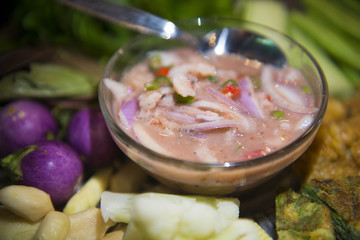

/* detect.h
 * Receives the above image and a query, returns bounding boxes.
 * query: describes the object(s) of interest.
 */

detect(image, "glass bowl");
[99,18,328,195]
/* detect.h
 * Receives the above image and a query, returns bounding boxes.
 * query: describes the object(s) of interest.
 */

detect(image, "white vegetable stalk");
[100,191,240,240]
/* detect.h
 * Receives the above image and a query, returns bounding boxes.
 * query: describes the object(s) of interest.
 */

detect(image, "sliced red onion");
[261,66,319,114]
[104,78,127,102]
[165,111,197,123]
[132,123,171,156]
[195,112,223,122]
[194,145,218,163]
[207,87,248,114]
[119,97,138,129]
[185,131,207,139]
[191,100,248,123]
[295,115,315,131]
[183,119,251,132]
[239,77,265,119]
[275,84,307,106]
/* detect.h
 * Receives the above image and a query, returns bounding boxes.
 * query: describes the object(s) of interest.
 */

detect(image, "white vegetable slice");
[100,192,240,240]
[100,191,135,223]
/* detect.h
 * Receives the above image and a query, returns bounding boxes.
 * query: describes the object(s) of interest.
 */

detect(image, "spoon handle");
[56,0,193,43]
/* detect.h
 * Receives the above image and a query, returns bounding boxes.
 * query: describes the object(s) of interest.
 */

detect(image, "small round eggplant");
[16,140,83,206]
[0,100,58,157]
[67,108,120,168]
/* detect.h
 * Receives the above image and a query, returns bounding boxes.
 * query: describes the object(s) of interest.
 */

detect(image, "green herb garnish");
[148,54,162,71]
[221,79,238,87]
[174,93,194,104]
[144,75,172,91]
[207,75,218,83]
[271,110,285,119]
[302,85,311,94]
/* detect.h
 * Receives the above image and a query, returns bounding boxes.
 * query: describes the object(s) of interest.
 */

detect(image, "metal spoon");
[56,0,286,67]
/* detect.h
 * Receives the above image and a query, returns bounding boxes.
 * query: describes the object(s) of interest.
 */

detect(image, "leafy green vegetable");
[0,63,97,101]
[236,0,288,33]
[288,26,354,99]
[2,0,236,58]
[302,0,360,41]
[289,11,360,71]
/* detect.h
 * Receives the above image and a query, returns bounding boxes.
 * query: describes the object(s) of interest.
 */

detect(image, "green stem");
[1,145,37,181]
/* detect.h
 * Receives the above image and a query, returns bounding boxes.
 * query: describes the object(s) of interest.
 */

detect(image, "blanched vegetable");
[1,140,83,206]
[0,185,54,222]
[33,211,70,240]
[101,229,125,240]
[66,207,114,240]
[63,167,112,214]
[101,191,245,240]
[109,161,148,193]
[0,206,41,240]
[100,191,273,240]
[0,99,57,157]
[67,108,120,168]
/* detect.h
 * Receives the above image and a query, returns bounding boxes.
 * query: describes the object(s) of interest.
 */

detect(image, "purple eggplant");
[0,99,58,157]
[67,108,120,168]
[1,140,83,206]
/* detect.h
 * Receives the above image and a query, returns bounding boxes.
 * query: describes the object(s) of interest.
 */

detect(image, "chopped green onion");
[221,79,238,87]
[155,75,172,87]
[251,77,261,89]
[271,110,285,119]
[302,85,311,94]
[144,81,159,91]
[144,75,172,91]
[207,75,218,83]
[174,93,194,104]
[148,54,162,71]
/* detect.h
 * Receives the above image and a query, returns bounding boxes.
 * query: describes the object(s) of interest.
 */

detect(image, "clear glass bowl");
[99,18,328,195]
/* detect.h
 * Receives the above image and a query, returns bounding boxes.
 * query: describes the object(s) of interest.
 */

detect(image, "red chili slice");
[221,84,241,99]
[154,67,170,76]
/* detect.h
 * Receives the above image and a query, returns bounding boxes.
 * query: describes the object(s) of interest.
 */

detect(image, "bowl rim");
[98,17,328,171]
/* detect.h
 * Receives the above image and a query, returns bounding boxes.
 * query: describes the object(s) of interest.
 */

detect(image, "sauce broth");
[108,48,318,164]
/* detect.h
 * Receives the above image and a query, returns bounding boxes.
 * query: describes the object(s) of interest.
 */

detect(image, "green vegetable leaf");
[290,11,360,71]
[207,75,218,83]
[144,75,172,91]
[271,110,285,119]
[174,93,194,104]
[0,63,98,101]
[148,54,162,72]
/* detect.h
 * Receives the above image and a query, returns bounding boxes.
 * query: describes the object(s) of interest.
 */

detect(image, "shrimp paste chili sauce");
[106,48,318,164]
